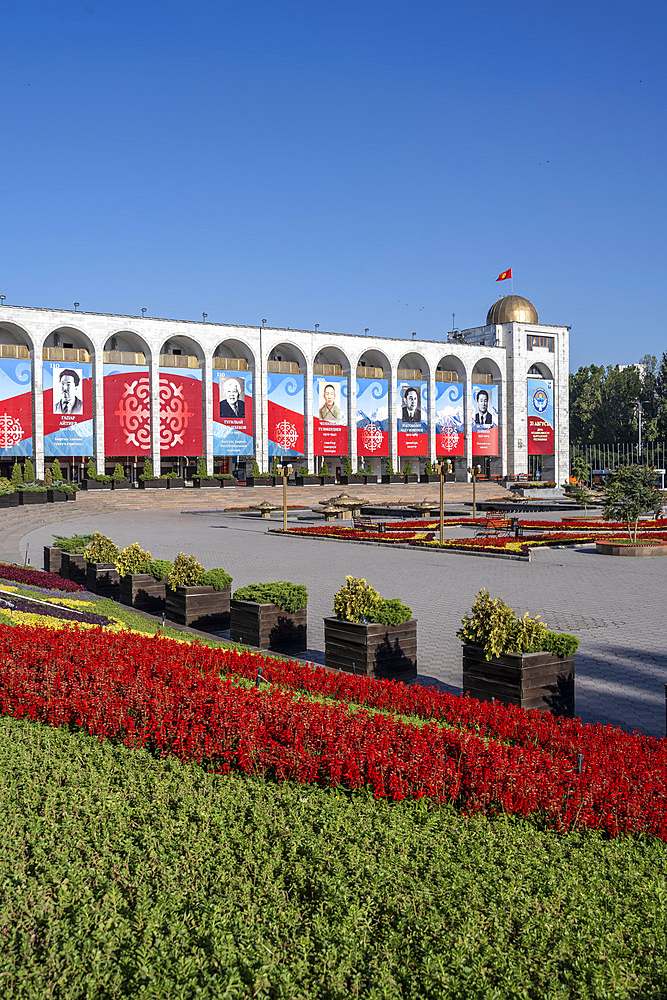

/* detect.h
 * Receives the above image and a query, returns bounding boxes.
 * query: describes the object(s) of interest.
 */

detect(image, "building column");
[428,371,436,467]
[93,345,105,475]
[32,338,44,479]
[202,353,214,475]
[348,370,357,471]
[150,353,161,475]
[304,358,313,474]
[389,361,398,471]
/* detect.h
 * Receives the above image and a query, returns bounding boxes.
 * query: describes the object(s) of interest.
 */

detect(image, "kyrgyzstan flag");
[496,268,512,281]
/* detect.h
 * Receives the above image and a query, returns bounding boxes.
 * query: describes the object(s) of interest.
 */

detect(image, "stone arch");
[397,350,430,381]
[0,320,32,352]
[313,344,351,375]
[213,337,256,370]
[435,353,466,382]
[267,340,307,372]
[353,347,391,376]
[159,333,204,364]
[471,357,503,383]
[527,361,553,379]
[104,329,152,364]
[43,324,95,358]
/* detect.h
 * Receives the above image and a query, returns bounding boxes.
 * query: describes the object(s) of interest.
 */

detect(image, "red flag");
[496,268,512,281]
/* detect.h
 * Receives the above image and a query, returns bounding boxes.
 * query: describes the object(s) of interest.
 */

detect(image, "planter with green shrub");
[45,534,93,576]
[381,460,402,485]
[117,545,172,613]
[324,576,417,682]
[458,589,578,717]
[191,457,218,488]
[80,458,113,490]
[110,463,132,490]
[164,553,232,630]
[83,533,121,599]
[0,477,18,508]
[318,461,335,485]
[230,582,308,653]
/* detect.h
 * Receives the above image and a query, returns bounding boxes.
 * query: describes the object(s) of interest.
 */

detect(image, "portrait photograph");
[53,367,84,415]
[473,387,495,427]
[401,385,422,424]
[318,381,344,423]
[219,376,246,419]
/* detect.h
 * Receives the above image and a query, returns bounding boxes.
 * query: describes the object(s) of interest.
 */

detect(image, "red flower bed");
[272,526,433,542]
[0,564,85,593]
[1,625,665,838]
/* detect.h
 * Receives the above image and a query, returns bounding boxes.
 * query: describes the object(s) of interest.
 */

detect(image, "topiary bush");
[233,582,307,612]
[194,457,208,479]
[83,532,119,565]
[343,457,353,476]
[385,459,394,475]
[116,543,153,578]
[320,461,329,476]
[403,460,412,476]
[112,463,126,482]
[11,462,23,487]
[168,553,205,590]
[144,559,173,581]
[50,458,63,483]
[250,459,261,478]
[139,459,154,481]
[200,568,233,591]
[23,459,35,483]
[457,589,580,661]
[367,597,413,626]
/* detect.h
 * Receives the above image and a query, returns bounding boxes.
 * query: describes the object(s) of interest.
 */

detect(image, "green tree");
[319,461,329,476]
[195,456,207,479]
[11,462,23,487]
[250,459,260,478]
[385,459,394,475]
[570,455,591,485]
[86,457,97,480]
[343,456,353,476]
[112,463,125,482]
[602,464,662,542]
[271,456,281,476]
[140,458,154,481]
[23,459,35,482]
[51,458,63,482]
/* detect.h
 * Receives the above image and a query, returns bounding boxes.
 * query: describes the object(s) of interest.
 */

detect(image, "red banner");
[398,430,428,456]
[268,401,305,455]
[104,366,152,454]
[313,418,347,455]
[357,426,388,457]
[527,417,554,455]
[159,369,202,455]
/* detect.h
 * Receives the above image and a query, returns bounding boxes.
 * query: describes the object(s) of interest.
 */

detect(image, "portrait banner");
[356,377,388,457]
[313,375,348,455]
[43,360,93,457]
[213,369,254,456]
[397,379,428,456]
[434,381,464,456]
[0,358,32,457]
[471,383,499,456]
[527,378,554,455]
[267,372,304,457]
[159,367,203,456]
[104,363,152,454]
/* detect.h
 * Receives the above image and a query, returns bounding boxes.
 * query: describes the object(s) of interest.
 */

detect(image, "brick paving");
[5,485,666,738]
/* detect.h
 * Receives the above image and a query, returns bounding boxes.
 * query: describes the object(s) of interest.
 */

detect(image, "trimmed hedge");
[233,582,308,612]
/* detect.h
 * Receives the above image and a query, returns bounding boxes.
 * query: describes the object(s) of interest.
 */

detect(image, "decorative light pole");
[467,464,482,519]
[435,459,453,543]
[281,463,293,531]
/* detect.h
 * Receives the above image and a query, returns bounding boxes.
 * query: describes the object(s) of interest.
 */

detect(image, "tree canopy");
[569,353,667,444]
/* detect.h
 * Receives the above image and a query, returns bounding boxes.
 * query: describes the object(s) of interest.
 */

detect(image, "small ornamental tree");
[140,458,154,481]
[11,462,23,487]
[23,459,35,483]
[112,463,126,482]
[571,455,591,486]
[271,456,281,476]
[602,464,663,542]
[51,458,63,482]
[385,459,394,476]
[84,532,120,565]
[86,457,97,480]
[425,460,434,475]
[343,456,353,476]
[403,460,412,476]
[44,467,53,487]
[319,460,329,476]
[116,543,153,577]
[195,456,208,479]
[250,459,261,478]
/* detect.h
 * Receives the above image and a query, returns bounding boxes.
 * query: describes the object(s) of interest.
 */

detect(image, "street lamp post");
[435,459,453,543]
[282,463,293,531]
[467,464,481,519]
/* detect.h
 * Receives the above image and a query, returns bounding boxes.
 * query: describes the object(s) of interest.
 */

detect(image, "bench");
[474,516,513,537]
[353,516,386,533]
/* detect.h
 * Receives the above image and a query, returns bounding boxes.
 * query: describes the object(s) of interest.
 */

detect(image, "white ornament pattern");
[0,413,25,450]
[438,419,459,453]
[275,419,298,451]
[362,421,383,453]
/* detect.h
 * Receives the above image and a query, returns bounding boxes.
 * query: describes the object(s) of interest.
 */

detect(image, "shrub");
[425,460,433,474]
[367,598,413,626]
[52,534,94,554]
[50,458,63,482]
[144,559,173,581]
[86,458,97,480]
[0,477,14,494]
[250,459,261,478]
[112,463,126,482]
[298,466,309,476]
[11,462,23,487]
[116,543,153,578]
[602,464,663,542]
[403,460,412,476]
[44,467,53,487]
[23,459,35,483]
[343,457,353,476]
[168,553,205,590]
[233,582,307,612]
[83,533,119,565]
[385,459,394,475]
[213,473,234,480]
[457,589,580,660]
[139,459,154,481]
[200,568,233,592]
[320,461,329,476]
[159,472,179,479]
[195,457,208,479]
[271,457,281,476]
[333,576,382,622]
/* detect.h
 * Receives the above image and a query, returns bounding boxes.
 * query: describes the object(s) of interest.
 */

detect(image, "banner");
[213,369,254,456]
[397,379,428,456]
[159,367,203,455]
[434,381,464,456]
[527,378,554,455]
[471,383,499,456]
[313,375,348,455]
[0,358,32,457]
[104,363,152,454]
[356,377,388,457]
[267,372,304,457]
[43,360,93,457]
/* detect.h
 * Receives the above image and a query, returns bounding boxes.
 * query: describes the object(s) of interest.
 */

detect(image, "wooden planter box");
[402,474,419,483]
[138,479,168,489]
[462,644,575,718]
[0,493,20,507]
[119,573,166,613]
[165,478,185,488]
[595,540,667,557]
[19,491,48,504]
[46,489,68,503]
[230,600,307,654]
[64,491,77,500]
[339,476,369,486]
[111,480,132,490]
[324,617,417,682]
[295,476,320,486]
[217,478,237,487]
[80,479,112,490]
[43,546,62,574]
[246,477,273,487]
[319,476,335,485]
[381,475,403,485]
[165,585,231,631]
[86,561,120,600]
[193,478,219,488]
[60,552,87,585]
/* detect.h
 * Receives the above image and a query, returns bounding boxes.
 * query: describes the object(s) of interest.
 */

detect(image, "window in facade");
[527,335,554,352]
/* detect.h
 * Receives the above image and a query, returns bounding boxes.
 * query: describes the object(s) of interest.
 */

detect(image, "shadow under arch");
[104,329,152,365]
[527,360,554,380]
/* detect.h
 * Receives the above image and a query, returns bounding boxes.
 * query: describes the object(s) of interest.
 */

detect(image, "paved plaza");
[4,485,666,738]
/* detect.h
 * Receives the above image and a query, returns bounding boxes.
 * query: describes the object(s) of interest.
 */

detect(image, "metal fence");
[570,442,667,471]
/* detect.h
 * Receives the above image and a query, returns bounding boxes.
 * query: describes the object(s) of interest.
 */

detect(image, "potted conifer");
[246,459,273,488]
[81,457,113,490]
[381,459,402,485]
[402,460,419,484]
[295,464,320,486]
[318,460,335,485]
[138,458,167,489]
[111,463,132,490]
[192,456,218,488]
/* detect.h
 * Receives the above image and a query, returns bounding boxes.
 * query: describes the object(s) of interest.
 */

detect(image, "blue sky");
[3,0,665,370]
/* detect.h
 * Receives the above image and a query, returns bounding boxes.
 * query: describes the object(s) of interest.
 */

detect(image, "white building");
[0,294,568,482]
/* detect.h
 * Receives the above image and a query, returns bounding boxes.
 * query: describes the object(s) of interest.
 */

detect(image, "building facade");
[0,295,568,482]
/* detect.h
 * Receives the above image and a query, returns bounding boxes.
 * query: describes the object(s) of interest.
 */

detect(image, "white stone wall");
[0,304,569,480]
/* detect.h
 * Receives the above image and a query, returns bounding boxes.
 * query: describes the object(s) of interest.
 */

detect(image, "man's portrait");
[53,368,83,414]
[474,388,494,426]
[219,377,245,419]
[401,386,421,424]
[319,382,342,423]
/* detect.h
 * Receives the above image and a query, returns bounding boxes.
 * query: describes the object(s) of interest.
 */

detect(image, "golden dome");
[486,295,539,325]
